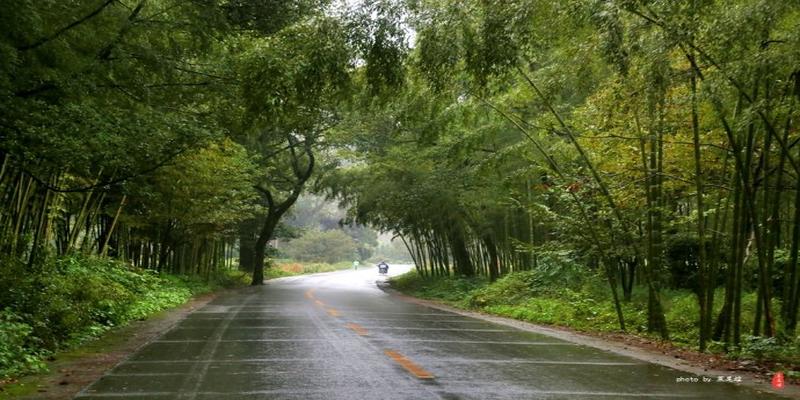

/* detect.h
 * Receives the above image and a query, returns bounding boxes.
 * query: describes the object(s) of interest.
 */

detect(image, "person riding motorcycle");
[377,261,389,274]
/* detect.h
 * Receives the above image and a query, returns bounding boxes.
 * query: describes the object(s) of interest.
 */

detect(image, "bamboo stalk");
[100,195,127,256]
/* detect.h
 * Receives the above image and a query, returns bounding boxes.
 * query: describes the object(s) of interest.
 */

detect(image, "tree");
[231,17,352,285]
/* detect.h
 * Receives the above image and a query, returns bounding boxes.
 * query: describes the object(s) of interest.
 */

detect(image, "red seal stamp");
[772,372,784,389]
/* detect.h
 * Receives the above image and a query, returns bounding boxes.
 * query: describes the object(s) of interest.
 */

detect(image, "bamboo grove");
[324,0,800,351]
[0,146,252,277]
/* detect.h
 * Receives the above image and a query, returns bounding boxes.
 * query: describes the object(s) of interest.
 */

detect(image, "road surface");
[76,265,787,399]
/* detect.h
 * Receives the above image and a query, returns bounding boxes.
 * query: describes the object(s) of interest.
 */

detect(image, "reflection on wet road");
[76,266,786,399]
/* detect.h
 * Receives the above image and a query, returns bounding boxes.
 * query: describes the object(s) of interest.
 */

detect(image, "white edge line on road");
[74,389,698,398]
[356,326,511,331]
[118,358,635,366]
[366,339,577,345]
[152,338,575,345]
[426,358,641,365]
[123,358,330,364]
[154,339,328,342]
[168,326,297,329]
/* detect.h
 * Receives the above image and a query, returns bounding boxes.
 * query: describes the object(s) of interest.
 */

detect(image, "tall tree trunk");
[251,138,315,285]
[100,195,126,256]
[784,173,800,335]
[238,219,259,272]
[483,236,499,282]
[250,210,277,282]
[449,225,474,277]
[689,46,710,351]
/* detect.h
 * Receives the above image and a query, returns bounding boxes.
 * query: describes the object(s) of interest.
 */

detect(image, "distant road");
[76,264,786,399]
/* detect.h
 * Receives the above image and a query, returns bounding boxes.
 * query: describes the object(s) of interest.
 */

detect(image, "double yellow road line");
[384,350,435,379]
[306,288,341,317]
[305,287,435,380]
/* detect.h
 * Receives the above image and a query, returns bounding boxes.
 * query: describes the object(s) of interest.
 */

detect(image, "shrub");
[732,336,800,365]
[469,271,543,308]
[663,291,701,345]
[0,310,48,379]
[391,270,486,305]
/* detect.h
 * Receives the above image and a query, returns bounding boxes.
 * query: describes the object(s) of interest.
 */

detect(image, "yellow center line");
[304,288,316,300]
[384,350,434,379]
[346,323,369,336]
[326,308,341,317]
[314,299,326,307]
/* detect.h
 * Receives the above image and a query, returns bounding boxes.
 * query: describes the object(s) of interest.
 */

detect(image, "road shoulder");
[378,282,800,400]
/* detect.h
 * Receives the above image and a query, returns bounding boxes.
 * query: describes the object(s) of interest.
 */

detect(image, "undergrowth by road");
[389,269,800,382]
[0,254,249,383]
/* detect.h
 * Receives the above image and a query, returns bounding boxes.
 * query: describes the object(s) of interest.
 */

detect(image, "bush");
[0,310,47,379]
[391,270,486,305]
[733,336,800,365]
[469,271,544,308]
[662,291,701,344]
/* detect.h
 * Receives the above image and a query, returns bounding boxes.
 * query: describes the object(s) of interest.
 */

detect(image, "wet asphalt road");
[76,266,787,399]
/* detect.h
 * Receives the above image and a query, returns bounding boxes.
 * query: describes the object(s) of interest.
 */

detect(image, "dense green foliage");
[0,0,274,277]
[0,255,247,379]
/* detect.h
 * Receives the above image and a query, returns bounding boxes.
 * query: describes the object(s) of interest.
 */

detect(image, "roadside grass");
[389,269,800,375]
[264,260,354,279]
[0,254,250,382]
